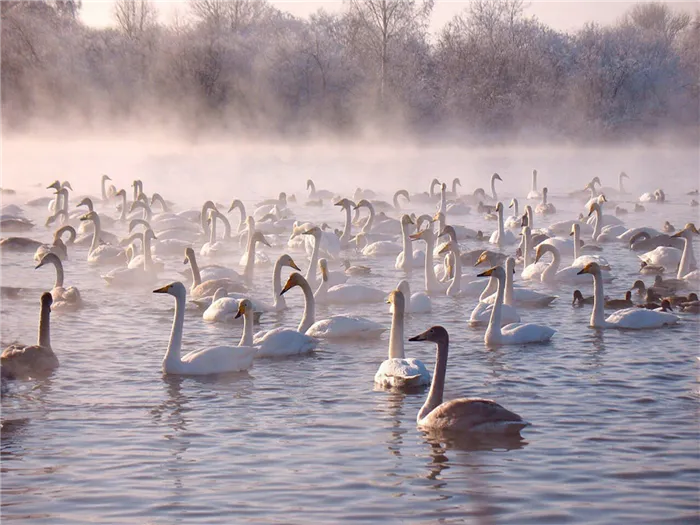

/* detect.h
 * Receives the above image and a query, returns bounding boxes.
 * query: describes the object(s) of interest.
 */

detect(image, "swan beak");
[576,268,587,275]
[406,216,414,225]
[671,231,682,237]
[79,214,90,221]
[280,280,295,296]
[183,256,189,264]
[437,243,450,255]
[260,236,271,247]
[408,332,427,342]
[432,212,440,221]
[409,232,422,240]
[477,268,494,277]
[569,230,574,236]
[289,259,301,271]
[234,303,245,319]
[474,253,487,266]
[34,261,44,270]
[153,284,170,293]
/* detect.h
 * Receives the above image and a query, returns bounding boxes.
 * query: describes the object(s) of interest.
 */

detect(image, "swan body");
[489,202,517,247]
[80,211,126,265]
[409,326,529,434]
[482,257,557,307]
[570,223,610,269]
[36,253,82,310]
[535,243,613,284]
[315,259,386,304]
[1,293,58,379]
[639,246,682,269]
[391,280,431,313]
[534,187,556,215]
[375,290,431,389]
[154,283,255,374]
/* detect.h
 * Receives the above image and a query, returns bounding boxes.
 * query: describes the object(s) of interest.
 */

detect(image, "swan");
[355,199,400,236]
[33,225,76,262]
[570,223,609,268]
[240,221,272,282]
[303,226,347,287]
[535,243,613,284]
[79,211,126,265]
[390,280,431,313]
[477,266,556,345]
[639,189,665,203]
[487,173,502,201]
[408,326,529,434]
[343,260,371,276]
[306,179,335,200]
[334,198,355,248]
[638,246,682,270]
[315,259,386,304]
[577,263,679,329]
[395,214,425,271]
[599,172,630,196]
[375,290,431,390]
[410,178,441,204]
[504,198,521,229]
[527,169,541,200]
[433,213,478,240]
[0,236,43,253]
[200,209,229,257]
[76,197,117,232]
[521,226,549,281]
[534,187,556,215]
[410,227,449,294]
[184,247,247,299]
[280,273,386,341]
[482,257,557,307]
[0,217,35,232]
[102,229,159,286]
[672,224,699,282]
[370,189,411,212]
[488,203,517,247]
[1,293,58,379]
[469,265,521,327]
[202,290,265,323]
[153,282,256,374]
[354,232,401,257]
[35,253,82,310]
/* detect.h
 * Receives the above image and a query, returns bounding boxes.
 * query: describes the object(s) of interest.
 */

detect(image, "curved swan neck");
[486,273,505,341]
[164,291,185,369]
[89,215,103,254]
[418,339,447,421]
[239,309,254,346]
[273,258,286,309]
[491,175,498,200]
[388,300,405,359]
[677,233,693,279]
[429,179,439,197]
[591,270,607,328]
[38,300,51,348]
[541,246,560,281]
[298,279,316,333]
[361,203,375,234]
[188,252,202,286]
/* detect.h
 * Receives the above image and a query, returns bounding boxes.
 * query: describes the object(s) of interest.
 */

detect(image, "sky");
[79,0,698,34]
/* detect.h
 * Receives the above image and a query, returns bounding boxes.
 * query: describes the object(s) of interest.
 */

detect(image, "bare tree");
[347,0,433,103]
[626,2,691,42]
[189,0,269,32]
[113,0,157,39]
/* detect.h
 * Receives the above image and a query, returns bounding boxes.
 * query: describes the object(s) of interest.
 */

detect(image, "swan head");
[47,180,61,190]
[306,179,314,189]
[587,201,600,216]
[673,223,699,237]
[227,199,244,213]
[303,226,322,238]
[591,177,602,186]
[279,254,301,271]
[441,183,447,191]
[401,214,414,226]
[543,187,548,196]
[570,223,580,236]
[534,244,555,263]
[473,188,487,198]
[235,298,254,319]
[318,258,329,281]
[474,251,490,267]
[353,199,371,210]
[183,247,195,264]
[280,272,306,296]
[115,189,127,198]
[144,229,157,242]
[620,171,629,179]
[431,211,444,223]
[77,197,93,209]
[253,231,271,247]
[576,262,601,276]
[533,169,538,176]
[409,228,431,241]
[572,290,584,305]
[79,211,98,222]
[101,174,111,182]
[153,282,186,297]
[334,198,354,209]
[396,279,410,298]
[41,291,53,311]
[386,289,405,309]
[492,173,502,182]
[409,325,448,344]
[477,265,505,279]
[509,198,517,208]
[453,178,461,187]
[495,202,503,213]
[35,252,60,270]
[438,225,455,239]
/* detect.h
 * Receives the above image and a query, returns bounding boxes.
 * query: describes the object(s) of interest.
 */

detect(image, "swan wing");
[501,323,556,343]
[605,308,679,329]
[306,316,385,340]
[253,328,318,357]
[180,345,255,373]
[419,398,529,434]
[374,358,431,388]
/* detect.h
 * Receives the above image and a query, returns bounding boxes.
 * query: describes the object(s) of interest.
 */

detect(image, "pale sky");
[80,0,697,33]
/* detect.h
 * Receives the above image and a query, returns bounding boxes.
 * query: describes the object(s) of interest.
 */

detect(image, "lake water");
[1,141,699,524]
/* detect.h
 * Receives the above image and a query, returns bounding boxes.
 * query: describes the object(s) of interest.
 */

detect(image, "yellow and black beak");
[477,268,494,278]
[289,259,301,271]
[235,302,245,319]
[153,284,170,294]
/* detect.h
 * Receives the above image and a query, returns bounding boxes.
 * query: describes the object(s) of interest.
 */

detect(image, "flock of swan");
[1,170,698,439]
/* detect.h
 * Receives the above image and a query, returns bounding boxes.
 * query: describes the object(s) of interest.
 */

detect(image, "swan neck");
[573,227,580,260]
[423,233,440,292]
[164,292,185,368]
[418,340,447,422]
[52,257,64,288]
[341,206,352,244]
[593,206,602,239]
[591,271,606,327]
[678,235,693,279]
[524,230,532,267]
[189,253,202,286]
[143,233,153,270]
[119,193,127,221]
[505,268,514,306]
[101,177,107,201]
[298,280,316,333]
[210,213,218,244]
[542,247,560,281]
[491,177,497,200]
[305,234,321,284]
[479,274,497,302]
[362,203,375,233]
[38,300,51,348]
[239,309,254,346]
[486,274,505,340]
[273,258,286,309]
[388,303,405,360]
[497,206,505,238]
[527,207,533,229]
[532,172,537,191]
[89,216,102,254]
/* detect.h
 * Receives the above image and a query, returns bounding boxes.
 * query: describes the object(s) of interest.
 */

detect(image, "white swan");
[35,253,82,310]
[504,198,521,230]
[375,290,431,389]
[527,169,541,200]
[390,280,431,313]
[489,202,517,247]
[570,223,609,268]
[482,257,557,307]
[410,227,449,294]
[306,179,335,200]
[354,233,401,257]
[672,224,699,282]
[1,293,58,379]
[521,226,549,281]
[469,264,521,327]
[334,198,354,248]
[408,326,529,434]
[478,266,556,345]
[79,211,126,265]
[577,263,679,329]
[34,225,76,262]
[200,209,228,257]
[279,273,385,341]
[102,229,159,286]
[153,282,256,374]
[535,243,613,284]
[638,246,682,269]
[395,214,425,271]
[303,226,347,288]
[315,259,386,304]
[238,217,271,269]
[534,187,556,215]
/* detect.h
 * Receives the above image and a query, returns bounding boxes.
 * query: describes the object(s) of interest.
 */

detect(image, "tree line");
[2,0,698,142]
